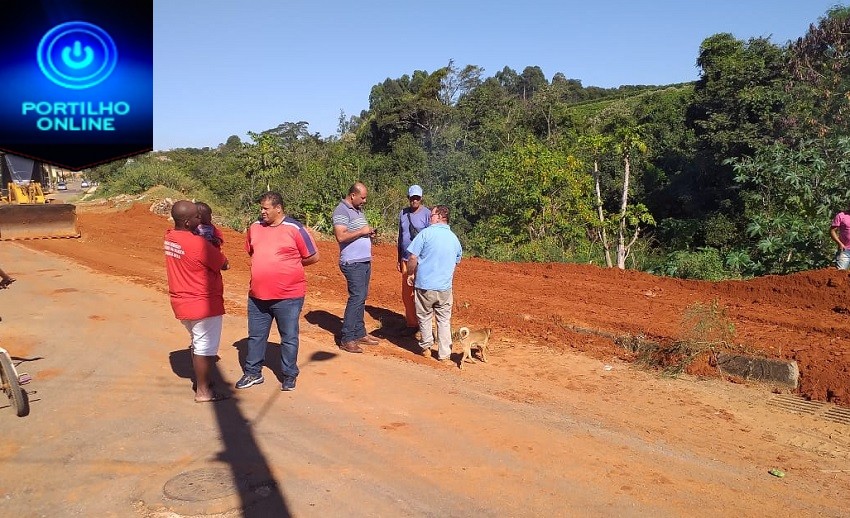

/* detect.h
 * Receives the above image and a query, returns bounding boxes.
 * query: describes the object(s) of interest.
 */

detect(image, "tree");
[578,133,614,267]
[519,66,548,101]
[495,66,522,97]
[244,131,285,196]
[365,68,453,152]
[471,137,593,260]
[730,137,850,274]
[686,33,788,215]
[528,81,578,144]
[614,126,655,269]
[438,60,484,106]
[787,7,850,140]
[219,135,243,154]
[455,77,526,152]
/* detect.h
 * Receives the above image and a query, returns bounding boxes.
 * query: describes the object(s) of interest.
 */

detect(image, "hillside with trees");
[91,6,850,280]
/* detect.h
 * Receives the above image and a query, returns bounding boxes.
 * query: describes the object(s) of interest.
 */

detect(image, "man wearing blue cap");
[397,184,430,335]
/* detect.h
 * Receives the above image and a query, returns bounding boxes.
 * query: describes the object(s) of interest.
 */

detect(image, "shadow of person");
[204,361,291,516]
[165,353,291,515]
[308,350,338,363]
[363,305,425,353]
[365,305,407,335]
[168,348,228,393]
[304,310,342,343]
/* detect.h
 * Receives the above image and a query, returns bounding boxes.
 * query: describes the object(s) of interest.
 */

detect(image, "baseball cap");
[408,185,423,197]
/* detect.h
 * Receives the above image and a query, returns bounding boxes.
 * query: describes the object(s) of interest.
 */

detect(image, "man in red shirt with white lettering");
[235,192,319,392]
[164,200,230,403]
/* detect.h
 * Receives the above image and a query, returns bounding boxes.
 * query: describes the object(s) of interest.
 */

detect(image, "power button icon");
[37,21,118,90]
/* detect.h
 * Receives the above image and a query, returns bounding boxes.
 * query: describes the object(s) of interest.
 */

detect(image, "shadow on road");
[304,309,342,343]
[168,348,291,517]
[305,306,420,353]
[365,305,421,353]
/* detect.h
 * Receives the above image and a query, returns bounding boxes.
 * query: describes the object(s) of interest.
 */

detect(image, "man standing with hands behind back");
[406,205,462,361]
[333,182,380,353]
[236,191,319,392]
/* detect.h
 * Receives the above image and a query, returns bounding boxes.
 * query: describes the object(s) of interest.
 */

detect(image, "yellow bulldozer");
[0,153,80,240]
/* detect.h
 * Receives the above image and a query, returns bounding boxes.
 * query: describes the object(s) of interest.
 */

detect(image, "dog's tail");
[457,327,470,340]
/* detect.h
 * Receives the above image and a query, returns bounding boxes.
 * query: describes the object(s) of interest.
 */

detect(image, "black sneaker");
[281,376,296,391]
[235,373,264,389]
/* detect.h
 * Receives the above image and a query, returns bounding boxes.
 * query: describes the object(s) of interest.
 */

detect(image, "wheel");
[0,352,29,417]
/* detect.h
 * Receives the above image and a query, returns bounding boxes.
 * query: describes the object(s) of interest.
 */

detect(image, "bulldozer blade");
[0,204,80,240]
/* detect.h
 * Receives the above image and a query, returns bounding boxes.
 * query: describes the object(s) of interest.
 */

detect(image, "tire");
[0,352,29,417]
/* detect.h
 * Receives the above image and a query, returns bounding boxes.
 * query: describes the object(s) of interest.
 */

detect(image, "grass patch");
[614,299,741,376]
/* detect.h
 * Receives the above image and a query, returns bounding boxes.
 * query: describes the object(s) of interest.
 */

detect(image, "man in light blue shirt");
[406,205,462,361]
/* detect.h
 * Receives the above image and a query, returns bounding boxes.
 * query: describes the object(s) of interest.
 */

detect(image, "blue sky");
[153,0,842,150]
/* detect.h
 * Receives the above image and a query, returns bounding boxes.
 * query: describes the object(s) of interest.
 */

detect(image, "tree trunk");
[593,160,612,267]
[616,153,631,269]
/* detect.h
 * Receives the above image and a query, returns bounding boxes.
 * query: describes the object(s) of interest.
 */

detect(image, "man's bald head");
[171,200,200,231]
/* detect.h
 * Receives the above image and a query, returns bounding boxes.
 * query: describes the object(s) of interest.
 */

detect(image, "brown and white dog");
[452,327,492,369]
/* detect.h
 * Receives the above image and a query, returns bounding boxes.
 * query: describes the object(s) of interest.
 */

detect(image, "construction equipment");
[0,153,80,240]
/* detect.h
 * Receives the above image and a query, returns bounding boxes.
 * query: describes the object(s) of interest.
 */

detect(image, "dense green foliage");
[91,6,850,279]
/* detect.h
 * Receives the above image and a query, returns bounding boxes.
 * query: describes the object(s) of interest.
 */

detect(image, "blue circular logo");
[37,21,118,90]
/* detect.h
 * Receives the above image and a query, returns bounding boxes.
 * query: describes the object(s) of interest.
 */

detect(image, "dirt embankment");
[24,201,850,405]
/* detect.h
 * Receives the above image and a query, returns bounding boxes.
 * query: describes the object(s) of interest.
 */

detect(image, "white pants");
[181,315,223,356]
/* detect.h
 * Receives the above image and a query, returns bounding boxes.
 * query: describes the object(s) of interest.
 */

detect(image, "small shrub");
[654,247,729,281]
[679,299,735,347]
[703,213,738,249]
[613,299,737,376]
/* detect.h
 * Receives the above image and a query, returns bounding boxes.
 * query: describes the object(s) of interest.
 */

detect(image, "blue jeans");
[339,261,371,343]
[245,296,304,378]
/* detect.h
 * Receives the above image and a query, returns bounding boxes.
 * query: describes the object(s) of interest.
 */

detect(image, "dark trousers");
[339,261,371,343]
[245,296,304,378]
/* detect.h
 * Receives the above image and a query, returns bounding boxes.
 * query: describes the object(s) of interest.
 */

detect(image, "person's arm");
[302,252,319,266]
[831,226,845,249]
[201,240,228,271]
[397,211,405,270]
[333,203,373,244]
[406,254,418,286]
[245,225,254,256]
[296,223,320,267]
[333,224,372,244]
[213,225,224,247]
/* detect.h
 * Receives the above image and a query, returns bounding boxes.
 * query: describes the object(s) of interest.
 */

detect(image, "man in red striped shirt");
[235,192,319,392]
[164,200,230,403]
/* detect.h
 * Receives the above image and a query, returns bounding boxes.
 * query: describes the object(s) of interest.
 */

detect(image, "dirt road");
[1,201,849,516]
